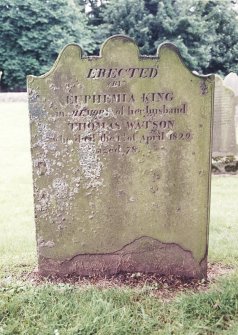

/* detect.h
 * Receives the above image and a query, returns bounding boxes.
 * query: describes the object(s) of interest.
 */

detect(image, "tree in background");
[1,0,238,90]
[201,0,238,75]
[0,0,93,91]
[90,0,213,70]
[74,0,108,54]
[94,0,151,54]
[94,0,238,74]
[144,0,213,71]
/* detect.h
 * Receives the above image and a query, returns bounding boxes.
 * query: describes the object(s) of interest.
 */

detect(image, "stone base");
[212,155,238,174]
[38,237,207,279]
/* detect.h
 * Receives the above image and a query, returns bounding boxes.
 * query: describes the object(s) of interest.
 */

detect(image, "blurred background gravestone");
[224,72,238,133]
[213,75,237,157]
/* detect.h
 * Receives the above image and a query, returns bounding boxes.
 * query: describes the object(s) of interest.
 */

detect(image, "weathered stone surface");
[28,35,214,279]
[39,237,207,278]
[213,75,237,156]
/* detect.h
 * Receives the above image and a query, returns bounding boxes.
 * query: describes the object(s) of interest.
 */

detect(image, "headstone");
[213,75,237,156]
[28,36,214,279]
[224,72,238,96]
[224,72,238,133]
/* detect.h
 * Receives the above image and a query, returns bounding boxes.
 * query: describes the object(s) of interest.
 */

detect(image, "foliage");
[1,275,238,334]
[97,0,238,74]
[94,0,152,54]
[0,0,93,91]
[145,0,213,70]
[201,0,238,75]
[1,0,238,90]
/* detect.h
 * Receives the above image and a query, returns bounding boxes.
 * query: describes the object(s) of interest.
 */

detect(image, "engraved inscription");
[52,87,193,154]
[87,67,158,79]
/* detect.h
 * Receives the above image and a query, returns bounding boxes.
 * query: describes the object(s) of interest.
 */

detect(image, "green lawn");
[1,104,238,335]
[210,176,238,266]
[0,103,36,274]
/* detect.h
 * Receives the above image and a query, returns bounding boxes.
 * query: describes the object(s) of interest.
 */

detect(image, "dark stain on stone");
[38,236,207,279]
[200,80,208,96]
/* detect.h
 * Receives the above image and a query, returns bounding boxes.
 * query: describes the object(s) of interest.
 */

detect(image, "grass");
[1,103,238,334]
[1,274,238,334]
[210,176,238,266]
[0,103,36,275]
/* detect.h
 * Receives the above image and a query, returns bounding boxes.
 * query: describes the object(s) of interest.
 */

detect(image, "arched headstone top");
[100,35,140,60]
[28,35,214,83]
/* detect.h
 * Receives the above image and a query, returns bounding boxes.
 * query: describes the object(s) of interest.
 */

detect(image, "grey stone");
[213,75,237,156]
[28,36,214,279]
[224,72,238,132]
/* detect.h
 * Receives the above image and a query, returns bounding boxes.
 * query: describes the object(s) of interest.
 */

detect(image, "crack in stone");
[55,236,198,262]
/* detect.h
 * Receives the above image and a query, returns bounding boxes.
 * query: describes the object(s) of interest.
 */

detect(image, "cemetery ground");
[1,105,238,335]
